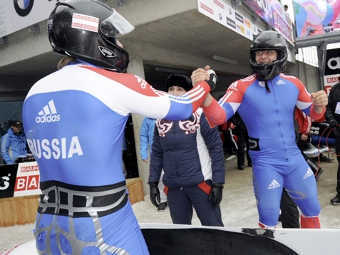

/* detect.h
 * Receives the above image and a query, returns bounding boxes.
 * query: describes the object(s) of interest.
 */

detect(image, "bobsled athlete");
[22,1,214,254]
[191,30,328,229]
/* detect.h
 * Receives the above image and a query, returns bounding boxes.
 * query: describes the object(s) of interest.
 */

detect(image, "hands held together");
[191,65,217,91]
[191,65,217,107]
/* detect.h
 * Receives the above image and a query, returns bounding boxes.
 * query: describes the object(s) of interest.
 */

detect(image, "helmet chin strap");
[257,62,281,93]
[265,81,270,93]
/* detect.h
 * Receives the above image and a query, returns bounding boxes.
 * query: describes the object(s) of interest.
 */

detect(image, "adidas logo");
[267,179,280,190]
[303,167,314,179]
[35,100,61,124]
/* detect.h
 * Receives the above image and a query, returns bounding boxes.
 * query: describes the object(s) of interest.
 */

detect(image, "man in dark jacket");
[1,120,27,164]
[149,73,225,226]
[325,80,340,205]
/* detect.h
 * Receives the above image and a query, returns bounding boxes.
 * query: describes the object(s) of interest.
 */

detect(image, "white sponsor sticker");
[72,13,99,32]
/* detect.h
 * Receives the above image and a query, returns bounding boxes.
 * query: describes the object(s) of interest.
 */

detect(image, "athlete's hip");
[38,180,128,218]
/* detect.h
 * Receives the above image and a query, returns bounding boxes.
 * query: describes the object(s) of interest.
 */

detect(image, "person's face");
[168,85,186,96]
[12,126,22,134]
[255,50,277,64]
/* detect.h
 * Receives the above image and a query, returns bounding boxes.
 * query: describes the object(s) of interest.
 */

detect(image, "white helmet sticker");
[72,13,99,33]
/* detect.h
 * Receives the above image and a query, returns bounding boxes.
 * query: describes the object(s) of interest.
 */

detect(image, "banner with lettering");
[198,0,258,41]
[0,165,18,198]
[243,0,294,44]
[324,48,340,95]
[0,161,41,199]
[0,0,57,38]
[13,161,41,197]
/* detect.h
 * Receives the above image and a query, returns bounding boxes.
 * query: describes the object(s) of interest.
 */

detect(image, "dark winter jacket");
[149,110,225,187]
[326,82,340,125]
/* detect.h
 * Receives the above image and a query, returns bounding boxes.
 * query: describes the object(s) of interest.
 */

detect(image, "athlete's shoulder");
[25,71,59,101]
[227,74,256,92]
[231,74,256,89]
[80,65,139,84]
[239,74,257,84]
[280,74,305,88]
[80,66,160,97]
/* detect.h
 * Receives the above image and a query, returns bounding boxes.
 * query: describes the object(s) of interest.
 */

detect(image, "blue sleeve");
[149,126,163,183]
[200,113,226,184]
[139,119,149,160]
[1,134,13,164]
[164,100,193,120]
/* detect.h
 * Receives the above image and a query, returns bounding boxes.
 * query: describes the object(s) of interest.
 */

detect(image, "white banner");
[0,0,58,38]
[197,0,258,41]
[13,161,41,197]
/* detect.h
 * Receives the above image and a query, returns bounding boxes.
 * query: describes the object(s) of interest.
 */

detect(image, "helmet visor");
[100,9,134,39]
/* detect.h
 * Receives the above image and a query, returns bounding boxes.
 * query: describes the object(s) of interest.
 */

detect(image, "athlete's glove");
[208,183,223,206]
[149,182,161,208]
[329,119,338,129]
[206,69,217,91]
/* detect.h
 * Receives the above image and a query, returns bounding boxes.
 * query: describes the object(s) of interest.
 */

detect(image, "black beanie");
[166,74,192,92]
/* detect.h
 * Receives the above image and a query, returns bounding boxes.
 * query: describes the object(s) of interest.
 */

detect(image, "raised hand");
[311,90,328,113]
[191,65,217,90]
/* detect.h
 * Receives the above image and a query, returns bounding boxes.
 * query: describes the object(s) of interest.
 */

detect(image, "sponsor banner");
[13,161,41,197]
[0,165,18,198]
[294,0,340,39]
[197,0,258,41]
[226,4,237,30]
[325,48,340,76]
[0,0,57,38]
[324,48,340,94]
[198,0,218,22]
[243,0,294,44]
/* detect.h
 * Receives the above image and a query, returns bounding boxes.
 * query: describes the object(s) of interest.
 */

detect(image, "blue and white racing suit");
[22,63,210,255]
[203,74,324,227]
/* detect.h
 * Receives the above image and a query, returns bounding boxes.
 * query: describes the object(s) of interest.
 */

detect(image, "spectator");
[325,79,340,206]
[149,73,225,226]
[219,122,237,160]
[1,120,27,164]
[140,117,156,162]
[230,113,251,169]
[140,117,167,210]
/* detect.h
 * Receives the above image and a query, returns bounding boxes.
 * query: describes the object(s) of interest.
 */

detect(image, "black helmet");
[166,74,192,92]
[249,30,288,81]
[48,0,134,72]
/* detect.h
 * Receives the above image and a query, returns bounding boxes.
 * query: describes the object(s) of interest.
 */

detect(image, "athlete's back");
[24,65,130,186]
[23,63,211,254]
[24,1,213,252]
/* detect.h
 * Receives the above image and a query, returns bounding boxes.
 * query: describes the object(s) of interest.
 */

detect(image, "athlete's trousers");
[279,189,300,228]
[167,185,224,227]
[252,153,320,227]
[34,202,149,255]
